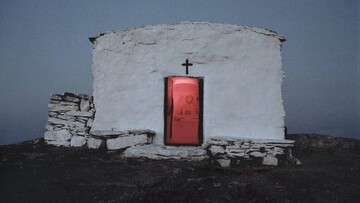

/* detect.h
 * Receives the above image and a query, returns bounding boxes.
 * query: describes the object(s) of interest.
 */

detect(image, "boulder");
[80,99,91,112]
[249,151,266,157]
[262,156,278,166]
[44,129,72,141]
[216,159,231,167]
[209,145,225,156]
[70,136,87,147]
[87,137,105,149]
[44,131,57,140]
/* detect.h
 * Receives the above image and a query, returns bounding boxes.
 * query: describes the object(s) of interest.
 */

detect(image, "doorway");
[164,76,203,145]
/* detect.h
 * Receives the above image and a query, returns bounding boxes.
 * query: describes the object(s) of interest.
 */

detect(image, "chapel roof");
[89,21,285,44]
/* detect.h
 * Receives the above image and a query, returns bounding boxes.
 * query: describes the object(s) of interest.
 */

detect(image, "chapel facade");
[44,22,295,165]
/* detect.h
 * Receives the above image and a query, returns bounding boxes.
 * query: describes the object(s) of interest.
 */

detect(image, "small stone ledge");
[89,129,156,150]
[206,137,297,167]
[123,144,207,160]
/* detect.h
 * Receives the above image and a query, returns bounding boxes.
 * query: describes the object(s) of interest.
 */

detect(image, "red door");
[165,77,203,145]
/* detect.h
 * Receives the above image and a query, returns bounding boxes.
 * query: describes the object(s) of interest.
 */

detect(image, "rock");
[262,156,278,166]
[49,112,58,117]
[50,94,63,101]
[48,104,79,112]
[228,152,246,158]
[45,129,72,141]
[249,151,266,157]
[207,139,229,146]
[216,159,231,167]
[62,93,80,102]
[45,124,54,131]
[48,117,85,128]
[123,144,207,160]
[57,114,73,120]
[294,158,302,165]
[55,129,73,141]
[80,99,90,112]
[106,134,149,150]
[44,131,57,140]
[86,118,94,127]
[128,129,156,136]
[90,130,128,138]
[209,145,225,156]
[87,137,105,149]
[65,111,93,117]
[70,136,87,147]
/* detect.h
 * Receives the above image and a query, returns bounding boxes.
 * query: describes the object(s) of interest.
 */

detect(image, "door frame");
[164,76,204,146]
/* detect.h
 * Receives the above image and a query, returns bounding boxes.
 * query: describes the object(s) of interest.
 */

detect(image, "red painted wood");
[166,77,199,144]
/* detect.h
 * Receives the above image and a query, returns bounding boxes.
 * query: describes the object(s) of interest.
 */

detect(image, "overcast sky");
[0,0,359,145]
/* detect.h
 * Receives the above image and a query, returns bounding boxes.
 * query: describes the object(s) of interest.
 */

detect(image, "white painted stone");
[45,124,54,131]
[86,118,94,127]
[123,144,207,160]
[50,94,62,100]
[209,145,225,156]
[87,137,105,149]
[216,159,231,167]
[225,148,245,154]
[49,112,58,117]
[70,135,87,147]
[249,151,266,157]
[57,114,73,120]
[54,129,72,141]
[80,99,90,112]
[106,134,149,150]
[207,139,230,146]
[44,131,57,140]
[48,104,79,112]
[48,117,85,128]
[91,22,286,145]
[262,156,278,166]
[62,94,80,102]
[65,111,93,118]
[228,152,246,158]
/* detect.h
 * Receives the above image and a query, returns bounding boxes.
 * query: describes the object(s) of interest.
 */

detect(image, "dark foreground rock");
[0,134,359,202]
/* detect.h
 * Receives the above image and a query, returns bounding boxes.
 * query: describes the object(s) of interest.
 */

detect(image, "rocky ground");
[0,134,359,203]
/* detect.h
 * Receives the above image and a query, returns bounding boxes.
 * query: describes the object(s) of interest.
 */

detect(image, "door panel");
[165,77,202,145]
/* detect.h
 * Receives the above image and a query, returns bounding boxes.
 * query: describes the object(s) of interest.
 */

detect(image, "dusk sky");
[0,0,359,145]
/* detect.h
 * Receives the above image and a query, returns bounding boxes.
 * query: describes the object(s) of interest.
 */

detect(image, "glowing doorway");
[164,76,203,145]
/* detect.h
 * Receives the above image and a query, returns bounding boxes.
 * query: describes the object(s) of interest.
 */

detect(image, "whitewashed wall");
[90,22,285,145]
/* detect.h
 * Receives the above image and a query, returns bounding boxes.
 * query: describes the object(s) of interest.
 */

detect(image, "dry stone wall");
[207,137,297,167]
[44,93,95,147]
[44,93,156,150]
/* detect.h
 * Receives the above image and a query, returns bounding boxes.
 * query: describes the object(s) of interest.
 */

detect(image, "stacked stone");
[207,137,295,167]
[44,93,95,147]
[90,129,156,150]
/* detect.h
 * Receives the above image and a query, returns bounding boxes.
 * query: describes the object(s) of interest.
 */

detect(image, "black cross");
[181,59,193,75]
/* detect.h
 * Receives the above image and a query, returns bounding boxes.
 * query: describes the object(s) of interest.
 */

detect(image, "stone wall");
[207,137,298,167]
[44,93,156,149]
[44,93,95,147]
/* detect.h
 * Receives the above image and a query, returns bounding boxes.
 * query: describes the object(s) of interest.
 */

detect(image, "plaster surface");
[90,22,285,145]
